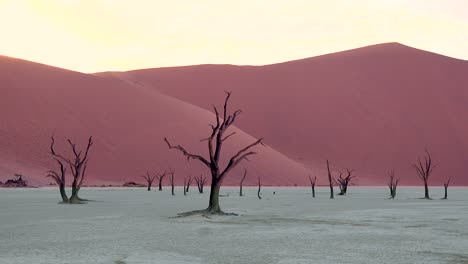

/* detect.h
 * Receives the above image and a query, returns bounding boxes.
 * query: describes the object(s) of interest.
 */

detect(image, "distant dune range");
[1,43,467,186]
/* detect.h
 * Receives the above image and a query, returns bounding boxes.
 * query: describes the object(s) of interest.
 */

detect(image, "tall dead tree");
[50,136,93,204]
[336,169,355,195]
[326,160,334,199]
[165,92,264,215]
[308,176,317,198]
[156,171,167,191]
[141,172,157,191]
[185,176,193,193]
[169,168,175,196]
[442,177,451,200]
[387,169,399,199]
[45,160,68,203]
[194,175,207,193]
[239,168,247,197]
[257,176,262,199]
[413,150,436,199]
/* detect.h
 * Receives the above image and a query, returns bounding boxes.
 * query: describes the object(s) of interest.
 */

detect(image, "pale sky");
[1,0,468,73]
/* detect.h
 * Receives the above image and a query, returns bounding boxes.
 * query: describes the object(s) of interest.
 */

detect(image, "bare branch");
[164,137,210,167]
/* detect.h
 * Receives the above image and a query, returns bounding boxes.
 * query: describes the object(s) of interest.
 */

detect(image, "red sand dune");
[0,55,316,186]
[99,43,468,185]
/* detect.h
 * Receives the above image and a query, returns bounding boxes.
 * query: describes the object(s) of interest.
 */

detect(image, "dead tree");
[257,176,262,199]
[413,150,436,199]
[326,160,334,199]
[308,175,317,198]
[141,172,157,191]
[164,92,264,215]
[185,176,193,193]
[442,177,451,200]
[194,175,207,193]
[336,169,355,195]
[45,159,68,203]
[183,177,187,196]
[239,168,247,197]
[156,171,167,191]
[169,168,175,196]
[50,136,93,204]
[387,169,399,199]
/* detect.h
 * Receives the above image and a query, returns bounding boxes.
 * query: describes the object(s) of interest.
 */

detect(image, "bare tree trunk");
[207,180,221,213]
[257,176,262,200]
[308,176,316,198]
[141,172,157,191]
[194,175,207,194]
[424,182,429,199]
[50,136,93,204]
[46,158,69,203]
[183,177,187,196]
[326,160,334,199]
[164,92,264,215]
[59,185,69,203]
[169,168,175,196]
[413,150,435,200]
[157,171,167,191]
[387,169,399,199]
[240,169,247,197]
[185,176,192,193]
[442,177,450,200]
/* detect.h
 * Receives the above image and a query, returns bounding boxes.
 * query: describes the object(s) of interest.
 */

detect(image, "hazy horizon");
[1,0,468,73]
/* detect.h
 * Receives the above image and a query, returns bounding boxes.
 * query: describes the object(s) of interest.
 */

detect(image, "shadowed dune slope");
[100,43,468,185]
[0,56,317,186]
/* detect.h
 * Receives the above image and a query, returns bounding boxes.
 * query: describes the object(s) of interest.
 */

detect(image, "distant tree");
[141,172,157,191]
[164,92,264,215]
[50,136,93,204]
[156,171,168,191]
[257,176,262,200]
[169,168,175,196]
[239,168,247,197]
[308,175,317,198]
[194,175,207,193]
[183,177,187,196]
[442,177,451,200]
[185,176,193,193]
[336,168,355,195]
[413,150,436,199]
[326,160,334,199]
[387,169,399,199]
[46,159,68,203]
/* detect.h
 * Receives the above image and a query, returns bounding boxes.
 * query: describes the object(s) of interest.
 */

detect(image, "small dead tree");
[141,172,157,191]
[257,176,262,199]
[183,177,187,196]
[156,171,168,191]
[336,169,355,195]
[326,160,334,199]
[413,150,436,199]
[194,175,207,193]
[308,175,317,198]
[45,160,68,203]
[185,176,193,193]
[165,92,264,215]
[387,169,399,199]
[50,136,93,204]
[239,168,247,197]
[442,177,451,200]
[169,168,175,196]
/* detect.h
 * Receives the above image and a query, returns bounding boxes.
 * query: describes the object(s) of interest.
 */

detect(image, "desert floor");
[1,186,467,264]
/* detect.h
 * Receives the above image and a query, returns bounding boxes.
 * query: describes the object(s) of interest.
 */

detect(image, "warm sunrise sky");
[1,0,468,73]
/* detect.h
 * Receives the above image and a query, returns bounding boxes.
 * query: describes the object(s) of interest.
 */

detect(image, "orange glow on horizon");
[1,0,468,73]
